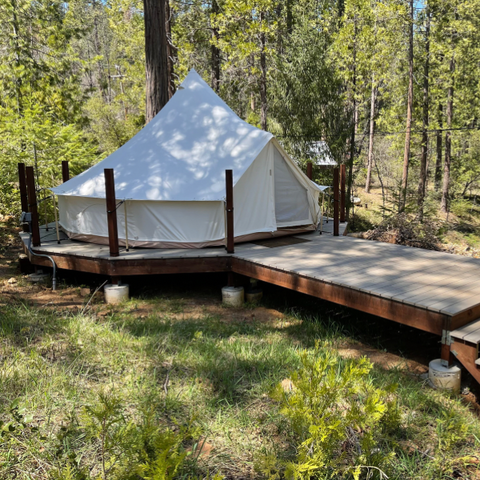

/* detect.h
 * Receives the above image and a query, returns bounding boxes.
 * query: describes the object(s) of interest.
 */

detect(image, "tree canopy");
[1,0,480,220]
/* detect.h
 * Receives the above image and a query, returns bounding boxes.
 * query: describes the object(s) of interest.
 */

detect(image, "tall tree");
[441,56,455,212]
[365,75,375,193]
[212,0,277,128]
[417,6,431,219]
[434,104,443,191]
[259,11,267,130]
[270,0,349,164]
[143,0,171,122]
[400,0,414,211]
[210,0,221,92]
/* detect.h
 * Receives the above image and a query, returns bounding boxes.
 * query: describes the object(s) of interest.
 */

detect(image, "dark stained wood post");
[333,167,340,237]
[104,168,119,257]
[306,162,313,180]
[225,169,234,254]
[18,163,29,232]
[340,164,346,222]
[440,342,452,367]
[62,161,70,183]
[25,166,41,246]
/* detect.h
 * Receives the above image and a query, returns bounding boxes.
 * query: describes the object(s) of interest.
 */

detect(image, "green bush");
[257,345,400,480]
[2,393,205,480]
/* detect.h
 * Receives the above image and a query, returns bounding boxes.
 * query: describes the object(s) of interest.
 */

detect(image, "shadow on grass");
[0,300,71,348]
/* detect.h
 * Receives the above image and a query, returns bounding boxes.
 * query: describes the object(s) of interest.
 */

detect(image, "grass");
[1,279,480,479]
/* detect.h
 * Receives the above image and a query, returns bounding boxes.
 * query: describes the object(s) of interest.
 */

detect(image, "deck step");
[451,318,480,345]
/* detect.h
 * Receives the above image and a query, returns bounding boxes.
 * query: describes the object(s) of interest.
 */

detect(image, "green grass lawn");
[1,279,480,479]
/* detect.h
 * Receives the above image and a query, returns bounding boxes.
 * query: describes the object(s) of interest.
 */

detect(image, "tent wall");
[57,139,321,249]
[58,196,226,247]
[233,141,277,237]
[272,138,321,225]
[273,147,312,227]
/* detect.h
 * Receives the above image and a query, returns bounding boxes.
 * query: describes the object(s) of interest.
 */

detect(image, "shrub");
[257,345,400,480]
[364,213,441,251]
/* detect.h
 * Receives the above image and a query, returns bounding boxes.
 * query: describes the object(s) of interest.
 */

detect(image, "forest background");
[1,0,480,234]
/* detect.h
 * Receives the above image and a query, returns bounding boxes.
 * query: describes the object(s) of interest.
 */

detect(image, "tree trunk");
[435,104,443,191]
[441,57,455,213]
[346,14,357,222]
[286,0,293,34]
[92,0,107,102]
[260,12,267,130]
[211,0,220,92]
[143,0,170,123]
[259,12,267,131]
[165,0,176,99]
[10,0,22,115]
[365,75,375,194]
[417,7,430,220]
[400,0,414,212]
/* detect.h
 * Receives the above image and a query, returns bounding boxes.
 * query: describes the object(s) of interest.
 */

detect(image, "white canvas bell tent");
[52,69,321,248]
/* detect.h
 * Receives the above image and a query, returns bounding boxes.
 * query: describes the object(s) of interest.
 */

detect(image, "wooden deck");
[21,221,480,383]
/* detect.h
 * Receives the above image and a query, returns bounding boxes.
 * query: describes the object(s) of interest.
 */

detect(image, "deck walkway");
[21,221,480,382]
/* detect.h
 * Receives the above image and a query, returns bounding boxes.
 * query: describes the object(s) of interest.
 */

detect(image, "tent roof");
[52,70,273,201]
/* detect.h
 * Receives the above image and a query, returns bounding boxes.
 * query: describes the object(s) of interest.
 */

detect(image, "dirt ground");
[1,216,479,416]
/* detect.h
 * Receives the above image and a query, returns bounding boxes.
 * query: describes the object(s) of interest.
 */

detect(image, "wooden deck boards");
[233,235,480,317]
[22,223,480,319]
[451,318,480,344]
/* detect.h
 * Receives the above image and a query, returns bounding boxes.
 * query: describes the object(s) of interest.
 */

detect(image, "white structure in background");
[309,141,337,167]
[52,70,322,249]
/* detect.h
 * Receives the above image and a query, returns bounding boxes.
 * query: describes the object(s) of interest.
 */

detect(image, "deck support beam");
[225,169,234,254]
[18,163,29,232]
[441,343,453,367]
[104,168,119,257]
[333,167,340,236]
[26,166,41,247]
[451,340,480,384]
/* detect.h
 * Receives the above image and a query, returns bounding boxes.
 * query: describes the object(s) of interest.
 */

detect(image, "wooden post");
[440,343,452,367]
[62,161,70,183]
[104,168,119,257]
[333,167,340,237]
[306,162,313,180]
[25,166,41,246]
[340,164,346,222]
[225,169,234,254]
[18,163,29,232]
